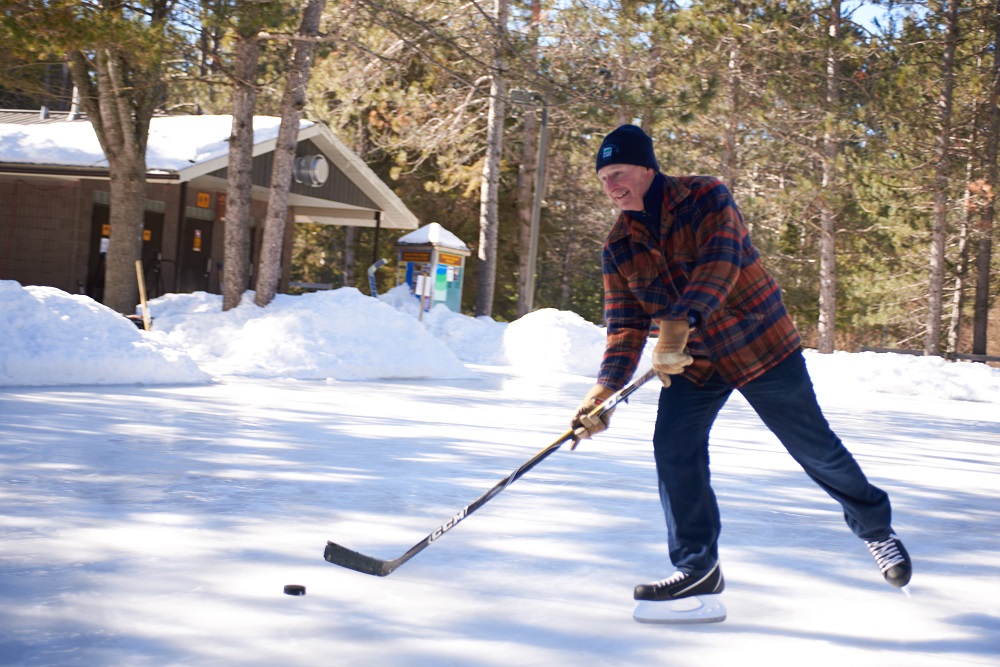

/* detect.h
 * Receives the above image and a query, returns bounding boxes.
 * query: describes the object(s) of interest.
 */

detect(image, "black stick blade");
[324,541,396,576]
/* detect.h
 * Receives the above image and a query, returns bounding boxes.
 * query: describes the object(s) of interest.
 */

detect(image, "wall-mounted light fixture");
[293,155,330,187]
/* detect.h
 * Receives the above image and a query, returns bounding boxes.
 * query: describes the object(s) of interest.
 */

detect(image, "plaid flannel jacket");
[597,175,802,390]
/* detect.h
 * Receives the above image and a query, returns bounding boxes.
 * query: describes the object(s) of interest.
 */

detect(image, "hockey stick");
[323,367,659,576]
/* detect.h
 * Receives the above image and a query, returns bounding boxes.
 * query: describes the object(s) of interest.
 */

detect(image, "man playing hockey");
[571,124,911,622]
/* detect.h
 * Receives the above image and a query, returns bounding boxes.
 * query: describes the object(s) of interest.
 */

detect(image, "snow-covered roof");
[0,115,289,172]
[396,222,468,251]
[0,113,419,230]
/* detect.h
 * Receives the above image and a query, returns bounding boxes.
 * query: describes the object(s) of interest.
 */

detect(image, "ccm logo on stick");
[430,508,468,542]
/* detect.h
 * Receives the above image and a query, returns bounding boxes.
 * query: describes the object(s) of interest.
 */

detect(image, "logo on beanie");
[595,124,659,172]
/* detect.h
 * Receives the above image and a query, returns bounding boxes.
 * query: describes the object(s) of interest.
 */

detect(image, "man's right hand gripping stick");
[570,384,615,447]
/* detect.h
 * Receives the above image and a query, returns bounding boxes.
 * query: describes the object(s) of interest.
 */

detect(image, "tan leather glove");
[652,319,694,387]
[571,384,616,443]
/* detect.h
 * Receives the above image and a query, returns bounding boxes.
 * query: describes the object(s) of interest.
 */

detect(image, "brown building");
[0,111,419,301]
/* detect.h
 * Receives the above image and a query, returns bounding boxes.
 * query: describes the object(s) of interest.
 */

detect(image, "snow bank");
[379,284,508,364]
[502,308,608,377]
[3,280,999,403]
[147,288,472,381]
[805,349,1000,404]
[0,281,208,386]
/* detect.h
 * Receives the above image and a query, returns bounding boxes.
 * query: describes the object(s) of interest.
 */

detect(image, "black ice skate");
[865,533,912,588]
[634,562,725,601]
[632,563,727,624]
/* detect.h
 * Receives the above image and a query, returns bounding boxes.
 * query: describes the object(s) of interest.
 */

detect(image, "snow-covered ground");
[1,280,999,666]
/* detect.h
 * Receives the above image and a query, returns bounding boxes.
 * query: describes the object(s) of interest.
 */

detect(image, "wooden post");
[135,259,150,331]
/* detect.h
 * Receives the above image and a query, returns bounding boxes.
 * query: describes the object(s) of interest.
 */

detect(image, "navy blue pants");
[652,348,893,573]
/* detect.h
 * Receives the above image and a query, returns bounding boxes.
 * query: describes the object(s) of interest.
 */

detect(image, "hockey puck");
[283,584,306,596]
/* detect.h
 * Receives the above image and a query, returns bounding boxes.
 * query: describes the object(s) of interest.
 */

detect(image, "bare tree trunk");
[945,205,971,352]
[221,33,259,311]
[514,0,541,319]
[925,0,960,356]
[817,0,841,354]
[67,33,164,315]
[103,149,147,315]
[344,118,370,289]
[720,1,742,192]
[474,0,508,317]
[255,0,326,307]
[62,0,171,314]
[559,233,574,309]
[973,0,1000,355]
[344,226,359,288]
[197,19,223,114]
[946,156,972,354]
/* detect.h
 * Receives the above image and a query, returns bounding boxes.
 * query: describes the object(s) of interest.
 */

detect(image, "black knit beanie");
[595,124,659,173]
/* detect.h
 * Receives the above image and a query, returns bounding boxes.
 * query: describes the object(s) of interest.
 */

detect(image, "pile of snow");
[503,308,607,377]
[2,280,999,405]
[379,289,607,373]
[146,288,471,380]
[804,349,1000,403]
[378,284,508,364]
[0,281,208,386]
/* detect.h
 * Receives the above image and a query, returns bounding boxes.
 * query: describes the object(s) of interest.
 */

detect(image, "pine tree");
[2,1,178,314]
[255,0,327,307]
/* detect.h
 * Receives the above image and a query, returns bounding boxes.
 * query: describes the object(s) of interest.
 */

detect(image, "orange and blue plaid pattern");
[597,175,801,390]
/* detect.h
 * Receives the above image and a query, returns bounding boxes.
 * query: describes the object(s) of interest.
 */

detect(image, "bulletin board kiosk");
[395,222,470,313]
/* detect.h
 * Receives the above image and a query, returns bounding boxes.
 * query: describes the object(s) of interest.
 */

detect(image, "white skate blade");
[633,595,727,624]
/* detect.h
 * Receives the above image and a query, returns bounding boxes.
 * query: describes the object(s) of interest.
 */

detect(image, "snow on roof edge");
[396,222,468,250]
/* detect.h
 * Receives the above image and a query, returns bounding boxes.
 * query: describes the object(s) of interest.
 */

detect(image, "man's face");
[597,163,655,212]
